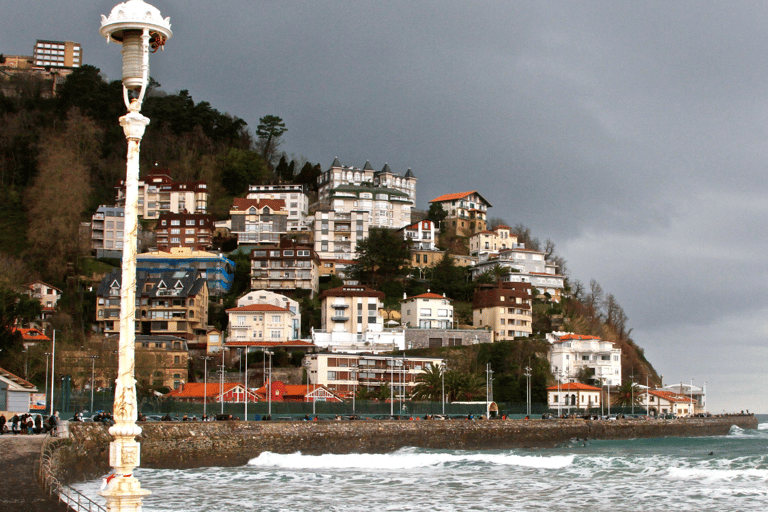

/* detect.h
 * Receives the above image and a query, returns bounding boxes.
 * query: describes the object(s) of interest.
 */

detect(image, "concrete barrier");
[52,415,758,485]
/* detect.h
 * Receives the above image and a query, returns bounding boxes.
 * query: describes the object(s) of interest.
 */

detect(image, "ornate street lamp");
[99,2,171,510]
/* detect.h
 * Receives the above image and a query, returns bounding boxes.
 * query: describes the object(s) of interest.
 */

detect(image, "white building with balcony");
[303,352,443,399]
[400,292,454,329]
[226,304,296,343]
[236,290,301,339]
[548,333,622,386]
[247,183,309,232]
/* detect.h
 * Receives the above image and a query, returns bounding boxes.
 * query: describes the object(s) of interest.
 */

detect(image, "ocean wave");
[667,466,768,483]
[247,448,574,470]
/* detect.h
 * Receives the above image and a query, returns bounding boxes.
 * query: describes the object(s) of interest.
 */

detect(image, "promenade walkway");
[0,433,70,511]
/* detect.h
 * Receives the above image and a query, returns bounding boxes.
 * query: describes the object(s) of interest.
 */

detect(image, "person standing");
[0,414,6,434]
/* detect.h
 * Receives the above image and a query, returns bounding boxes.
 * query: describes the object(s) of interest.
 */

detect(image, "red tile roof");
[554,334,607,343]
[12,328,50,342]
[429,191,477,203]
[225,304,292,313]
[546,382,602,391]
[225,340,315,348]
[401,292,453,302]
[646,390,695,403]
[167,382,258,400]
[231,198,286,212]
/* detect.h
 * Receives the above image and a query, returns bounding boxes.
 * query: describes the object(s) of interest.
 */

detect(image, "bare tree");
[26,108,98,278]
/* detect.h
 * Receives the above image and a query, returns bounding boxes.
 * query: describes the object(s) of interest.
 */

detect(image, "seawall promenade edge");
[51,415,758,485]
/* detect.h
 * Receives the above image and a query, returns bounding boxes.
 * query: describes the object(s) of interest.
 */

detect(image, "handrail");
[38,437,106,512]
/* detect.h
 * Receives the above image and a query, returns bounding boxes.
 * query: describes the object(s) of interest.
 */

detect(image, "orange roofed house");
[167,382,260,404]
[253,381,343,403]
[547,382,602,411]
[429,191,491,237]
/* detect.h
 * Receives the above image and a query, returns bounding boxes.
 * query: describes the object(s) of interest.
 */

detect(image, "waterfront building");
[547,382,602,411]
[0,366,38,412]
[252,381,343,403]
[229,198,288,245]
[167,382,260,404]
[660,382,706,415]
[136,247,235,296]
[400,292,454,329]
[155,212,214,252]
[303,353,444,400]
[429,191,491,237]
[249,240,320,297]
[318,285,384,334]
[472,282,533,339]
[246,183,309,232]
[547,333,622,387]
[638,389,698,417]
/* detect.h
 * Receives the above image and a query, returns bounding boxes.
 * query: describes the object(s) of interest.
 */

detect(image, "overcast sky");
[4,1,767,413]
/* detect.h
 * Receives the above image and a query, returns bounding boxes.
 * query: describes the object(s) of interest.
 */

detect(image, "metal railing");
[38,437,106,512]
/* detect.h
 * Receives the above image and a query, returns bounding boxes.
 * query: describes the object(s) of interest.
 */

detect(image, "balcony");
[331,316,349,322]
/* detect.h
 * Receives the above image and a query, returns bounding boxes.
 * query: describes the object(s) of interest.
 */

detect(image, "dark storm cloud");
[3,1,766,411]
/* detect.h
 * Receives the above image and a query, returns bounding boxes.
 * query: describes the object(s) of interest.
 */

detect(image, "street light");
[441,362,447,416]
[265,350,273,417]
[486,362,493,418]
[304,359,315,415]
[44,352,52,414]
[350,364,358,415]
[50,330,56,417]
[99,2,172,508]
[524,366,532,417]
[199,356,211,418]
[89,355,98,414]
[629,374,635,415]
[243,347,249,421]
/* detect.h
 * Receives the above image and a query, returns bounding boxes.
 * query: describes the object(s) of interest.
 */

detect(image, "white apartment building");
[303,352,443,399]
[247,184,309,232]
[310,207,369,261]
[236,290,301,339]
[470,247,566,302]
[400,292,454,329]
[116,169,209,220]
[548,333,622,387]
[226,304,296,343]
[469,225,519,257]
[317,158,417,205]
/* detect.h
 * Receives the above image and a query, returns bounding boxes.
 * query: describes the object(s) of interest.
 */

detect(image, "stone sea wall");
[53,415,758,485]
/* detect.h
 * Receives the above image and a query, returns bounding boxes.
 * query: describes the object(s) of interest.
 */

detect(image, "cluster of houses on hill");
[4,157,711,415]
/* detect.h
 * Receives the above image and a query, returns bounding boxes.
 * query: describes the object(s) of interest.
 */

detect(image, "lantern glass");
[121,30,145,91]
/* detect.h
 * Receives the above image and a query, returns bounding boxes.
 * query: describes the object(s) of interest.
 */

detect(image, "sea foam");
[247,448,574,470]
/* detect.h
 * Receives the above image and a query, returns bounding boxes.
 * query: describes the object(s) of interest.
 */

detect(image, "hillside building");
[249,240,320,297]
[229,198,288,245]
[246,184,309,232]
[136,247,235,296]
[547,333,622,387]
[429,191,491,237]
[472,282,533,339]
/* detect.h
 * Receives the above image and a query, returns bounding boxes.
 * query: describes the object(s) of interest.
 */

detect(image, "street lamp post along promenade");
[99,1,172,510]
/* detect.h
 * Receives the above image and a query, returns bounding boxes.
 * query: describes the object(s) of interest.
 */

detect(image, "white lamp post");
[89,355,98,414]
[50,330,56,417]
[44,352,51,414]
[441,362,447,416]
[350,364,358,415]
[200,356,211,418]
[524,366,532,417]
[265,350,273,417]
[99,2,171,510]
[244,347,249,421]
[629,374,635,415]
